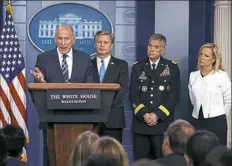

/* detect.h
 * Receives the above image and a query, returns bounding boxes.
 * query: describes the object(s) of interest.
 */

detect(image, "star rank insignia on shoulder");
[172,60,177,64]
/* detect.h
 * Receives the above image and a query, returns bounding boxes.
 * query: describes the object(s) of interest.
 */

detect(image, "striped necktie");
[62,55,69,82]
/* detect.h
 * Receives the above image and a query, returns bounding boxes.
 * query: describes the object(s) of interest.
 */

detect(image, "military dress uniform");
[129,57,180,160]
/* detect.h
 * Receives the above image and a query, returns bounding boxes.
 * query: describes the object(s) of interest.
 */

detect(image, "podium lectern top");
[28,83,120,90]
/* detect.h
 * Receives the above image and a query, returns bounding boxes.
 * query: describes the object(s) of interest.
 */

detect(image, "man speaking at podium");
[30,24,94,166]
[30,24,94,83]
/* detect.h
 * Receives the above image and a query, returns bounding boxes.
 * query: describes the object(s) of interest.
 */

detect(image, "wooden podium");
[28,83,120,166]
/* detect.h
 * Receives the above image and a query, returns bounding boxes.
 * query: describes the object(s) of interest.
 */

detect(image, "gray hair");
[166,119,195,154]
[149,33,166,48]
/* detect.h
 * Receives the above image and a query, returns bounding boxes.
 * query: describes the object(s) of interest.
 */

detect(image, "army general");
[129,34,180,160]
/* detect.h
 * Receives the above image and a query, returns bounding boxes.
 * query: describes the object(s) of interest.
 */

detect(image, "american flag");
[0,4,29,161]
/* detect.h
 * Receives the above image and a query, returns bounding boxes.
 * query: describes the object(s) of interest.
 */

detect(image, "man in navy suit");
[31,24,93,83]
[30,24,94,166]
[92,30,129,143]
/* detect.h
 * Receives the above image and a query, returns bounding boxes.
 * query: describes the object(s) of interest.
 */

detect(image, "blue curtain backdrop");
[136,1,155,61]
[188,0,215,73]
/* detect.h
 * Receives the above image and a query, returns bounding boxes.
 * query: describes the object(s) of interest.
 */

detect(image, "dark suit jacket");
[155,153,187,166]
[35,48,94,83]
[92,56,129,128]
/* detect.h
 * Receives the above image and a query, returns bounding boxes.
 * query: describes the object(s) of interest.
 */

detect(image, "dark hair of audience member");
[204,145,232,166]
[133,159,162,166]
[0,135,7,166]
[165,119,195,154]
[185,130,221,166]
[69,131,99,166]
[0,124,25,158]
[92,136,129,166]
[83,155,121,166]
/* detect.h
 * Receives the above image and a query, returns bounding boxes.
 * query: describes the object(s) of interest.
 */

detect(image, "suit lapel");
[70,49,77,81]
[92,58,100,82]
[52,49,65,82]
[142,59,154,79]
[103,56,116,82]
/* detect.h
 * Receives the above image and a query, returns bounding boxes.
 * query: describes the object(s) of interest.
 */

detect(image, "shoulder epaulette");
[172,60,177,64]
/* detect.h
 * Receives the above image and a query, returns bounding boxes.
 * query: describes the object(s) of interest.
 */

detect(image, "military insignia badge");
[160,65,170,76]
[139,71,147,80]
[142,86,147,92]
[159,85,165,91]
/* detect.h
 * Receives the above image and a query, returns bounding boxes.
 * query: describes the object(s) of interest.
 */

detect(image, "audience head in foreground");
[162,119,195,156]
[0,136,7,166]
[69,131,99,166]
[83,155,121,166]
[204,145,232,166]
[92,136,129,166]
[185,130,221,166]
[133,159,162,166]
[0,124,25,158]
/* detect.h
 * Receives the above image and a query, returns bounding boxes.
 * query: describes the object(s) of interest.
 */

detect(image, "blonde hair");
[92,136,129,166]
[69,131,99,166]
[197,43,224,71]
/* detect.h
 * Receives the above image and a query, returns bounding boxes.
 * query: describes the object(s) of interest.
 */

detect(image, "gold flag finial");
[7,1,13,16]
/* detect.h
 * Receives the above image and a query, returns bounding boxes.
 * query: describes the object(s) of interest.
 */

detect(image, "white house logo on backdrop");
[122,44,135,59]
[28,3,113,55]
[122,9,135,23]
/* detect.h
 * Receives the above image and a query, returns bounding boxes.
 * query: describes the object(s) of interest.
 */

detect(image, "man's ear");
[163,135,170,149]
[161,47,165,55]
[165,135,170,146]
[54,38,57,45]
[72,37,76,45]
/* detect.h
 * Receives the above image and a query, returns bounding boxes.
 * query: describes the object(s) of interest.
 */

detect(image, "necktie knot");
[152,64,156,70]
[62,54,67,60]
